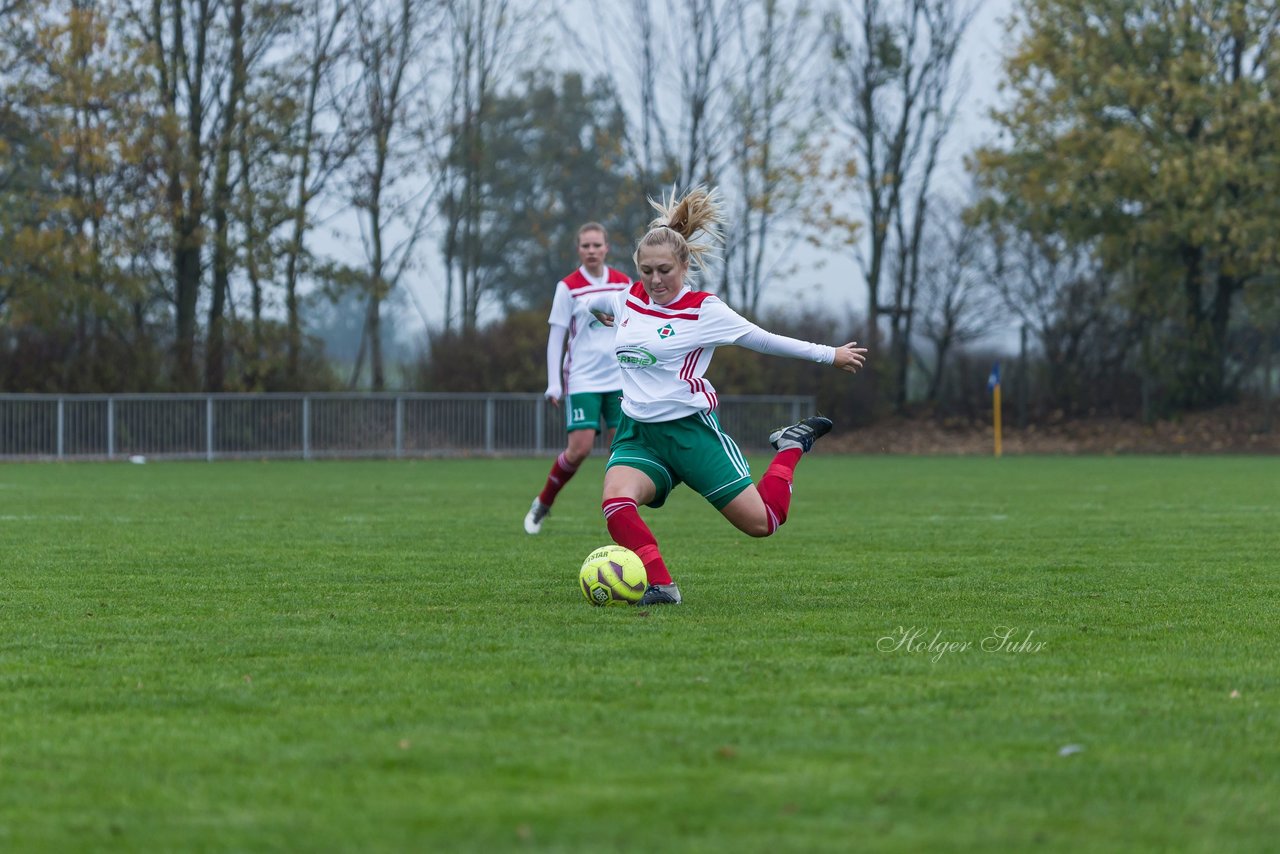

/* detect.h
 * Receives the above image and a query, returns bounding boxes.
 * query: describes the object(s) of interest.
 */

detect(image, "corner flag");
[988,361,1002,458]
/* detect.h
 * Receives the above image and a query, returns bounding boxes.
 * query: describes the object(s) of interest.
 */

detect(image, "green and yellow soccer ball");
[579,545,646,607]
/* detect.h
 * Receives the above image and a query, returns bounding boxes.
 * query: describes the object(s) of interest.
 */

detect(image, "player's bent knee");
[721,491,773,538]
[729,514,772,538]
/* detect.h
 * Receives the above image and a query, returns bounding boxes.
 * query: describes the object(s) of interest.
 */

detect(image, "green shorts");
[565,390,623,434]
[606,411,753,510]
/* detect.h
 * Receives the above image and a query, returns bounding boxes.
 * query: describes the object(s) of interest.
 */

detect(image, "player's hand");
[545,391,562,408]
[834,342,868,373]
[591,310,615,327]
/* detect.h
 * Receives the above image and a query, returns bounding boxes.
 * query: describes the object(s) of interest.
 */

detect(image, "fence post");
[206,396,215,462]
[395,396,404,458]
[484,396,495,454]
[791,398,801,425]
[107,397,115,459]
[57,397,65,459]
[302,396,311,460]
[535,396,544,453]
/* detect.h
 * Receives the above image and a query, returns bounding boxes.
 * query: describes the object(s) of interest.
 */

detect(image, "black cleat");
[638,583,682,606]
[768,416,833,452]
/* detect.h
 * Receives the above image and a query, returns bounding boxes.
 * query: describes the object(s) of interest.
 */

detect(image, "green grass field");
[2,455,1277,852]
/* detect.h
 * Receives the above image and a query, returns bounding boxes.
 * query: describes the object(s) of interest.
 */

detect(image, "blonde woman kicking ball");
[587,188,868,605]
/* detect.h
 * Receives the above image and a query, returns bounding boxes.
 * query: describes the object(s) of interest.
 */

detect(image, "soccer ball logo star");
[658,324,675,338]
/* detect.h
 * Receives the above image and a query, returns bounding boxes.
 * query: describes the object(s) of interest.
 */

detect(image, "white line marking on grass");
[0,515,85,522]
[928,514,1010,522]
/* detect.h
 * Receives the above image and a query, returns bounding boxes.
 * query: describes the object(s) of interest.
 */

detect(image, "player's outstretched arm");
[734,325,866,371]
[832,342,868,373]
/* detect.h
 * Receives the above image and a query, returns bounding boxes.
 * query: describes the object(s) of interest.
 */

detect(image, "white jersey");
[547,266,632,395]
[598,283,834,422]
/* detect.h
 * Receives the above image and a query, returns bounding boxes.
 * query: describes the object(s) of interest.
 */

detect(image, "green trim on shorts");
[606,411,754,511]
[696,411,752,498]
[565,390,623,433]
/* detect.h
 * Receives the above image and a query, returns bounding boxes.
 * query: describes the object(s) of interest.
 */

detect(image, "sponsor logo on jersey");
[616,347,658,367]
[658,323,675,338]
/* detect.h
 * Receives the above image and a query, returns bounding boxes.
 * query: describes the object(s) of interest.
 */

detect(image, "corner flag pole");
[988,362,1002,458]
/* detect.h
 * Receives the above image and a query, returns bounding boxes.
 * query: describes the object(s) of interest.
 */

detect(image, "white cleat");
[523,498,550,534]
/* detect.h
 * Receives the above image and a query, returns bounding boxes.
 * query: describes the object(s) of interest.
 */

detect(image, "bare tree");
[135,0,220,389]
[176,0,307,390]
[585,0,815,307]
[343,0,434,389]
[630,0,662,183]
[986,221,1126,414]
[674,0,738,187]
[827,0,975,408]
[884,50,963,410]
[437,0,529,332]
[718,0,824,316]
[575,1,744,199]
[205,0,249,391]
[277,0,356,384]
[129,0,305,390]
[915,199,1001,403]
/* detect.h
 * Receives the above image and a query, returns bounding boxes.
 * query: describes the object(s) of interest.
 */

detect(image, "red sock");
[537,452,580,506]
[757,448,803,535]
[602,497,671,585]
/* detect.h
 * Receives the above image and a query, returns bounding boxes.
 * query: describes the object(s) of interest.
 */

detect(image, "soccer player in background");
[523,223,633,535]
[587,188,868,605]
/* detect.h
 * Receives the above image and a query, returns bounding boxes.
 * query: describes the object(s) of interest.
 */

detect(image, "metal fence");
[0,393,815,461]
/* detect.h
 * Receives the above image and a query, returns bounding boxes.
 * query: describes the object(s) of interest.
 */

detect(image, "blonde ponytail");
[633,186,724,275]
